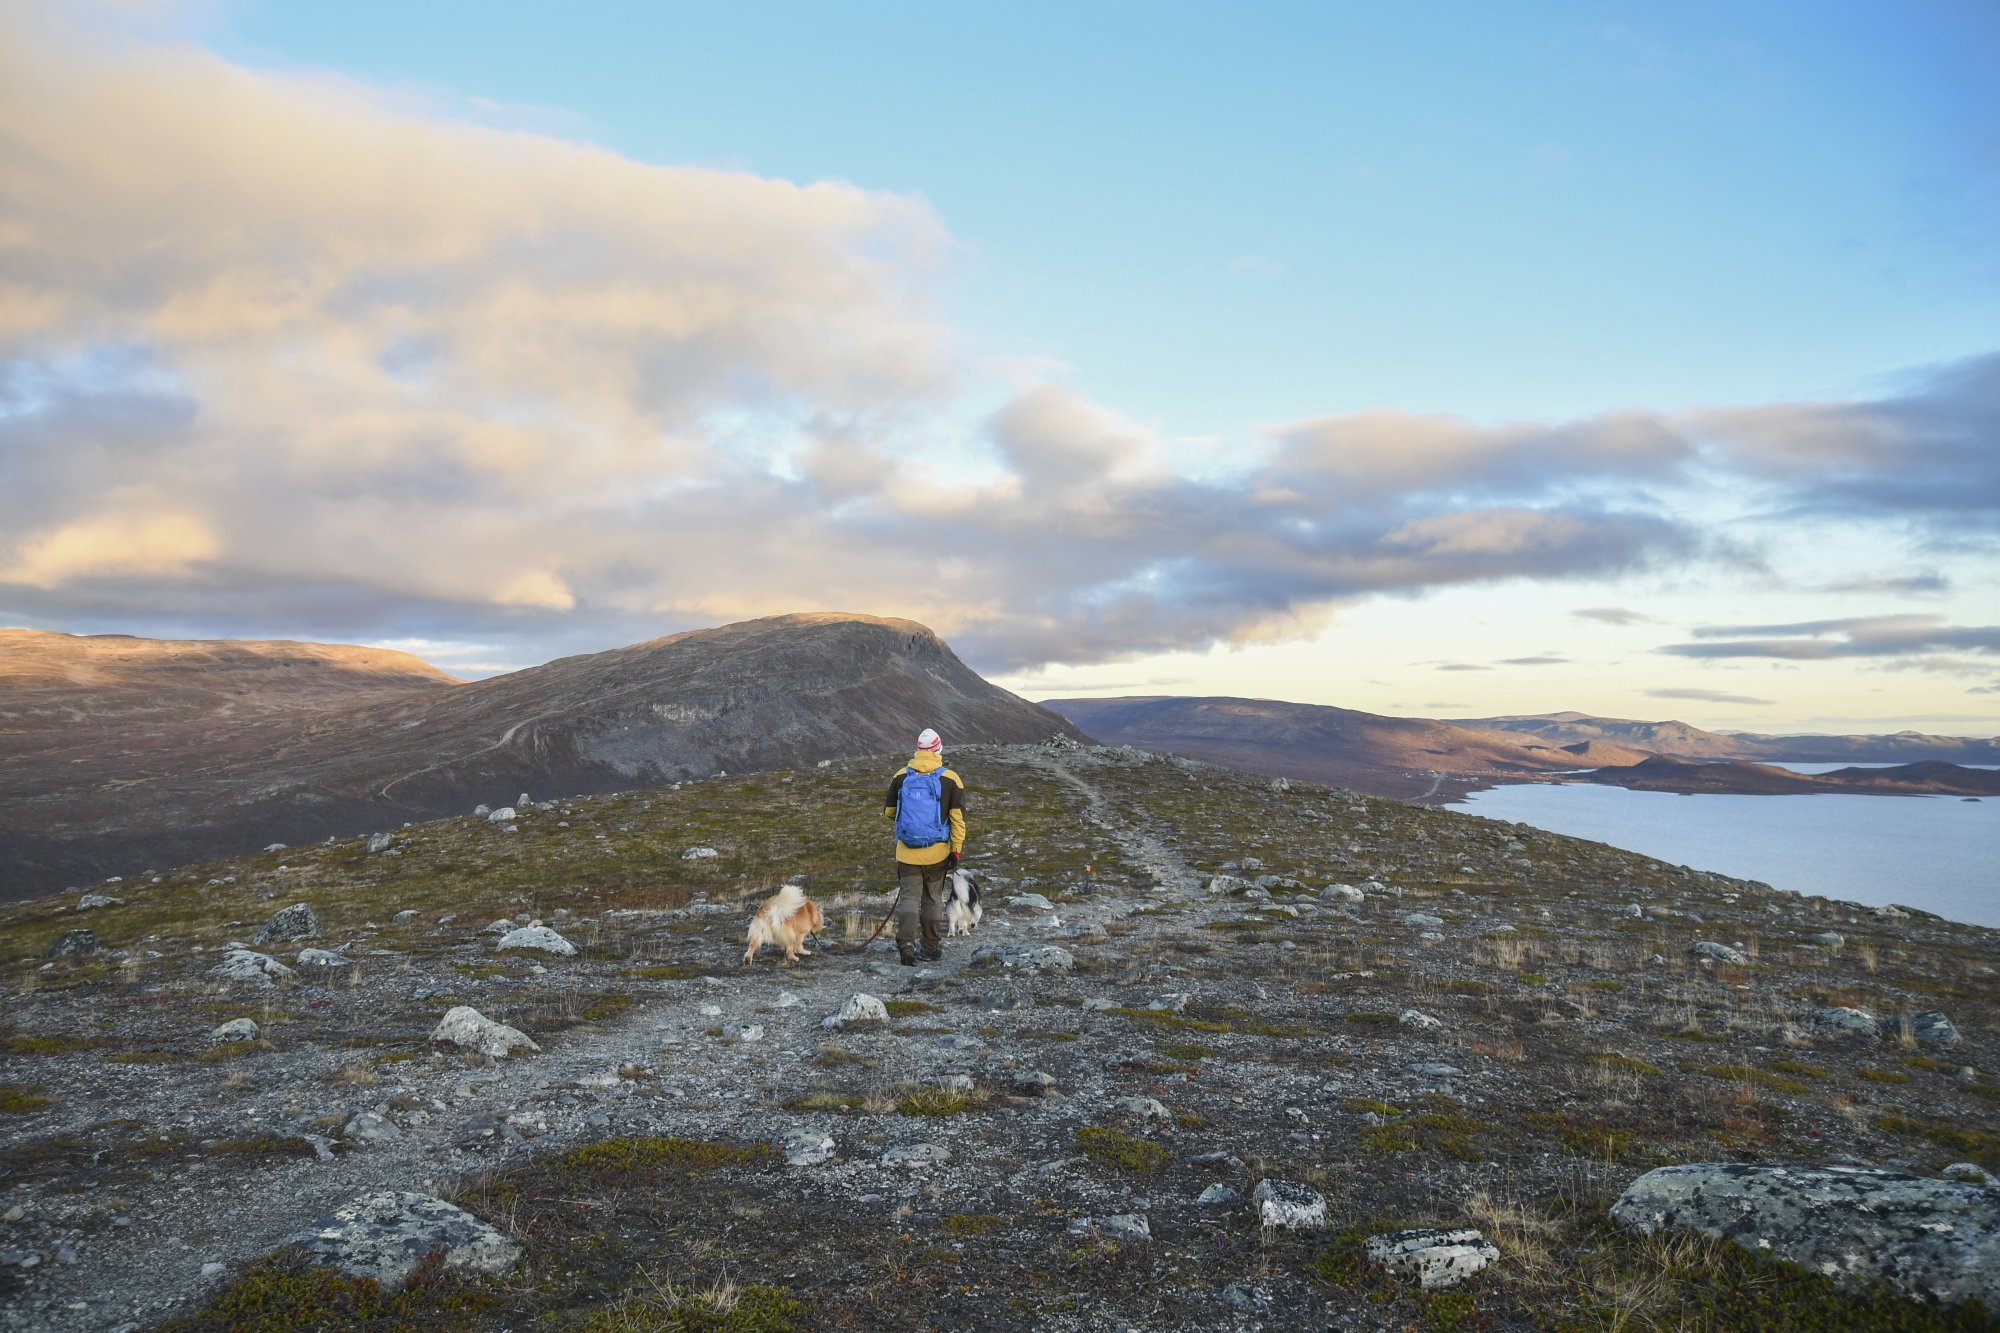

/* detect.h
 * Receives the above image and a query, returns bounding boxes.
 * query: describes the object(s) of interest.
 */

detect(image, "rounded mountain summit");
[0,613,1086,901]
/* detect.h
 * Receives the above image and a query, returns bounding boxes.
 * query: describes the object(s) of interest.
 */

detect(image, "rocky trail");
[0,744,1995,1330]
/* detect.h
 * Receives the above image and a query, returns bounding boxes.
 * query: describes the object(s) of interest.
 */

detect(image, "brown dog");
[742,884,825,965]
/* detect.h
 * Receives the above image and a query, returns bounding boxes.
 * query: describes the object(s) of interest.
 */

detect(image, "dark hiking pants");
[895,860,951,954]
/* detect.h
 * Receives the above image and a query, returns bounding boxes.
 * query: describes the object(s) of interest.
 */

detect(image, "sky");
[1,0,1996,734]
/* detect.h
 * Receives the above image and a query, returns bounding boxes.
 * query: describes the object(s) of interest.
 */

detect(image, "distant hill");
[0,614,1082,900]
[1456,711,2000,765]
[1579,755,2000,797]
[1039,695,1649,797]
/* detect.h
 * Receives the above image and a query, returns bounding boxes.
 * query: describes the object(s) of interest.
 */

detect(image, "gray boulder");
[75,894,122,911]
[1690,941,1749,965]
[495,926,576,956]
[296,948,350,970]
[343,1113,402,1147]
[1399,1008,1445,1033]
[823,993,889,1030]
[1320,884,1364,904]
[881,1143,949,1169]
[1251,1179,1327,1231]
[486,807,516,823]
[1808,931,1846,949]
[286,1191,520,1292]
[253,903,321,947]
[210,1018,260,1043]
[781,1130,835,1167]
[429,1006,539,1057]
[1804,1006,1880,1037]
[366,832,395,854]
[1611,1162,2000,1309]
[1402,912,1446,929]
[1910,1011,1962,1047]
[1365,1228,1500,1290]
[208,951,294,985]
[45,929,98,958]
[1068,1213,1151,1244]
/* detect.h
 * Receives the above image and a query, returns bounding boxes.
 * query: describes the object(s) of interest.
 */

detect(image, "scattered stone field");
[0,743,1994,1331]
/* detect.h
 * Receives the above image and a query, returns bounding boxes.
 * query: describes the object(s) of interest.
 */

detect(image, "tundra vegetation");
[0,744,1992,1330]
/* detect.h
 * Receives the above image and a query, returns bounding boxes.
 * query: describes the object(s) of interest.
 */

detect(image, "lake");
[1450,771,2000,928]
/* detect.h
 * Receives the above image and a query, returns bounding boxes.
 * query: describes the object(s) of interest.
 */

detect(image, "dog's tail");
[769,883,806,914]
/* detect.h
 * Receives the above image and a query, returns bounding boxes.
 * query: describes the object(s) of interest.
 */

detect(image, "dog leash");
[853,893,899,954]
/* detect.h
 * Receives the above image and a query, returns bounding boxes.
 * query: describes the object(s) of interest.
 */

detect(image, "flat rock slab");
[207,950,293,985]
[1611,1163,2000,1309]
[967,942,1075,974]
[1366,1228,1499,1290]
[286,1191,520,1292]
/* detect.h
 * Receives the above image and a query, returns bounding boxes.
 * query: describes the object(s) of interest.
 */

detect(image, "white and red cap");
[916,728,943,755]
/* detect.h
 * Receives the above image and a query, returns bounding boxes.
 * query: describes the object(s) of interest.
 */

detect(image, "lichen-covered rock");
[1251,1179,1327,1231]
[881,1143,948,1169]
[1402,912,1445,929]
[1069,1213,1151,1243]
[781,1130,835,1166]
[494,926,576,956]
[682,846,719,860]
[207,950,293,985]
[1114,1095,1172,1122]
[44,929,98,958]
[967,941,1075,974]
[429,1006,539,1057]
[252,902,320,947]
[1196,1183,1239,1206]
[286,1191,520,1291]
[1910,1011,1961,1046]
[486,806,516,823]
[1399,1008,1445,1032]
[823,993,889,1030]
[75,894,122,911]
[1320,883,1364,904]
[296,948,350,969]
[1610,1163,2000,1309]
[1689,941,1749,965]
[210,1018,260,1043]
[366,832,395,853]
[1365,1228,1499,1289]
[1808,931,1846,949]
[1804,1006,1879,1037]
[343,1112,402,1147]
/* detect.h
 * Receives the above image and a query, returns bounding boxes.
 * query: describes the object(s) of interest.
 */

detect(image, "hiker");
[883,727,967,966]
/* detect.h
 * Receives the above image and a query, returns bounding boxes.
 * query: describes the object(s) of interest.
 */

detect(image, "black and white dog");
[945,868,984,937]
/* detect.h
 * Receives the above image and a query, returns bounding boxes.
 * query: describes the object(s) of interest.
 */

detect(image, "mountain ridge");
[0,614,1081,900]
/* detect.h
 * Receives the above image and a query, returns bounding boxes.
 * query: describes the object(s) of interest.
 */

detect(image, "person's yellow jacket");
[883,749,966,865]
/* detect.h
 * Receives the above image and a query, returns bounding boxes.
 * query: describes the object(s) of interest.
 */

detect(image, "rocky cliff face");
[0,615,1083,900]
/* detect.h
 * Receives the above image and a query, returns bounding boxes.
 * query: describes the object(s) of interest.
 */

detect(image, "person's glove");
[945,851,960,870]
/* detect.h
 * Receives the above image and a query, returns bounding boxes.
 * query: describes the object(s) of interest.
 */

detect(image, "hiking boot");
[919,946,944,963]
[898,944,919,967]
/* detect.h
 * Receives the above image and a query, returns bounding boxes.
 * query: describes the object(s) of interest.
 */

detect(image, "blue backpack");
[895,767,949,847]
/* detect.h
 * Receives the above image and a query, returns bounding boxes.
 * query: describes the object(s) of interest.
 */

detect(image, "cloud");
[2,6,1996,682]
[1573,606,1653,625]
[1437,663,1491,672]
[1820,572,1950,595]
[1499,654,1570,666]
[1662,616,2000,660]
[1646,687,1776,707]
[1690,353,2000,530]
